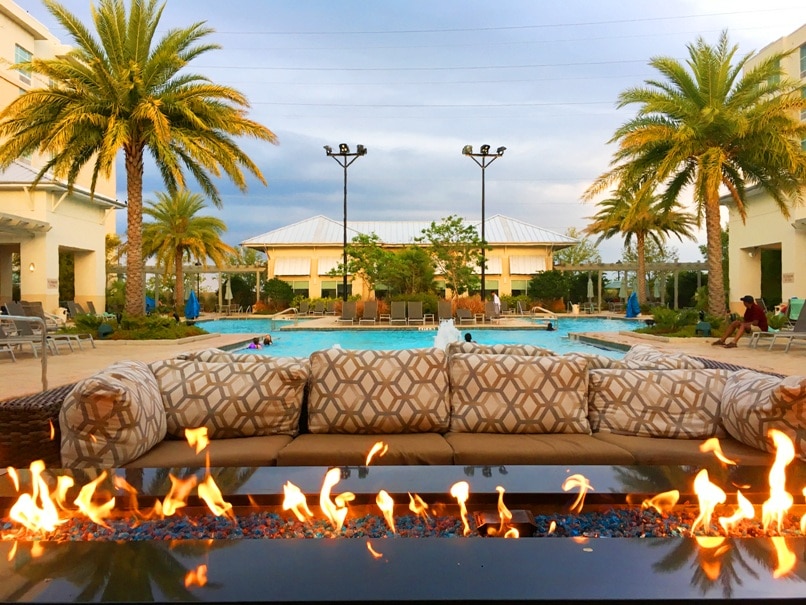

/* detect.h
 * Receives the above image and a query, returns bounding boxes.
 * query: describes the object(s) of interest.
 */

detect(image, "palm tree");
[585,185,696,305]
[585,31,806,316]
[142,190,235,315]
[0,0,277,317]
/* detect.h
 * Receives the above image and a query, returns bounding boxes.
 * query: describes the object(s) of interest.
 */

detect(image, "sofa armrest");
[0,384,74,468]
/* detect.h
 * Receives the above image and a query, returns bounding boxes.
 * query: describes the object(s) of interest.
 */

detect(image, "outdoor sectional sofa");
[1,343,804,470]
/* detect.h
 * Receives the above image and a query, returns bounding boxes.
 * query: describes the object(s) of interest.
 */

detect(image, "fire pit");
[2,437,806,603]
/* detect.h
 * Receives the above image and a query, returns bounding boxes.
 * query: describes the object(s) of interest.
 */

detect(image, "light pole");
[324,143,367,301]
[461,144,505,301]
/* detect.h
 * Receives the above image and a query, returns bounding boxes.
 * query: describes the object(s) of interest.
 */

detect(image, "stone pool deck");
[1,313,803,400]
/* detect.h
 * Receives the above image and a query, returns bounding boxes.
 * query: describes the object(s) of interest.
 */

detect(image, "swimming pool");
[195,316,635,358]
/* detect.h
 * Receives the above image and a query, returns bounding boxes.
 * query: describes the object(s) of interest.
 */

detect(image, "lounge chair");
[325,301,337,315]
[18,301,60,331]
[456,308,475,325]
[390,301,407,325]
[337,301,356,324]
[298,301,310,316]
[768,307,806,352]
[0,318,58,358]
[0,327,18,361]
[86,301,115,320]
[750,297,803,348]
[312,301,325,316]
[438,300,453,323]
[12,301,95,351]
[66,301,89,319]
[484,300,500,323]
[407,301,425,325]
[360,300,377,325]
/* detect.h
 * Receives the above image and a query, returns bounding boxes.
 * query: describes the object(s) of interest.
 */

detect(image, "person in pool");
[263,334,273,346]
[464,332,476,343]
[545,321,555,331]
[248,337,262,349]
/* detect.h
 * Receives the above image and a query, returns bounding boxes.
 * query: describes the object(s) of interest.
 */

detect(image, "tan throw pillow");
[60,361,166,468]
[446,342,555,357]
[588,369,728,438]
[307,347,450,434]
[622,344,706,369]
[721,370,806,460]
[150,358,310,439]
[449,354,591,434]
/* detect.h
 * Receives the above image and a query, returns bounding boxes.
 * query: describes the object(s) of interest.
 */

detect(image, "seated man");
[712,295,768,348]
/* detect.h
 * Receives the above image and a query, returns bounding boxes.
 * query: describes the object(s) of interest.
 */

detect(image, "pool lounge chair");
[360,300,377,325]
[768,308,806,352]
[298,301,310,316]
[86,301,116,320]
[0,319,58,358]
[407,301,425,325]
[325,301,337,315]
[750,298,803,348]
[456,308,475,325]
[390,301,407,325]
[438,300,453,323]
[66,301,89,319]
[484,300,500,323]
[312,301,325,316]
[337,301,356,324]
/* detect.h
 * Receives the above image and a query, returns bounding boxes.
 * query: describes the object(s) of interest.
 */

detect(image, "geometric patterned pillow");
[622,344,706,369]
[307,347,450,434]
[721,370,806,460]
[177,347,307,365]
[59,360,166,468]
[446,342,555,357]
[448,354,591,434]
[149,358,310,439]
[562,352,627,370]
[588,369,729,438]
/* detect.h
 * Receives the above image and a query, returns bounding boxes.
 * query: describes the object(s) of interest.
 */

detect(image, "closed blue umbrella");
[185,290,200,320]
[625,292,641,318]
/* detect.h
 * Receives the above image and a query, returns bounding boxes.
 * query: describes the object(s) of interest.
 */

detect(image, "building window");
[801,45,806,78]
[14,44,32,85]
[321,281,338,299]
[290,280,309,298]
[767,60,780,87]
[801,87,806,122]
[510,279,528,296]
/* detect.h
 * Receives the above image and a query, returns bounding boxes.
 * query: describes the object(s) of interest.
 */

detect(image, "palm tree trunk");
[636,232,647,306]
[175,249,184,316]
[704,194,726,317]
[124,145,146,317]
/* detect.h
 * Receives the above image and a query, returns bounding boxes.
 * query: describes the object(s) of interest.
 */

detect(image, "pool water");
[195,316,635,358]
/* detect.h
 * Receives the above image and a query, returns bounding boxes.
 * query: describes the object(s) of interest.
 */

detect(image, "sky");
[14,0,806,262]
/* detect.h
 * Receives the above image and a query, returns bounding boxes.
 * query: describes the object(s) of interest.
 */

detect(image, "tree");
[0,0,276,317]
[227,246,266,309]
[142,190,235,315]
[332,233,395,296]
[552,227,602,266]
[586,185,695,305]
[383,246,435,295]
[416,215,484,299]
[584,31,806,316]
[527,270,571,303]
[622,236,680,301]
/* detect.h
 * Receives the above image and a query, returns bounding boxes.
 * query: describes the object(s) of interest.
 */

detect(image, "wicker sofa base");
[0,384,70,468]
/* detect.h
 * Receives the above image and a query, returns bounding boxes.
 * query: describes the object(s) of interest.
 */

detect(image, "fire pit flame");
[366,441,388,466]
[282,481,313,522]
[73,471,115,528]
[762,429,795,532]
[562,473,594,513]
[691,469,726,534]
[642,490,680,513]
[450,481,471,536]
[376,490,396,533]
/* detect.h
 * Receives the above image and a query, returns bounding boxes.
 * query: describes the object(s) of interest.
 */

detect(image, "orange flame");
[198,475,234,518]
[548,520,556,535]
[49,420,55,441]
[408,493,430,520]
[761,430,794,532]
[8,460,67,534]
[699,438,736,465]
[449,481,471,536]
[771,536,795,578]
[366,541,383,559]
[562,474,593,514]
[690,469,726,534]
[718,490,755,532]
[6,466,20,491]
[185,427,210,454]
[365,441,388,466]
[184,564,208,587]
[376,490,396,533]
[113,476,142,514]
[320,468,350,532]
[802,488,806,534]
[495,486,513,536]
[73,471,115,528]
[642,490,679,513]
[158,474,198,518]
[282,481,313,522]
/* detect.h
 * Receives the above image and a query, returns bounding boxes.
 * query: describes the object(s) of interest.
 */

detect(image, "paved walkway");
[1,318,802,400]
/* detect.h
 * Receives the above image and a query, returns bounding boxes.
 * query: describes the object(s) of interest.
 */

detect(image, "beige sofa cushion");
[445,433,635,465]
[562,352,627,369]
[60,361,166,468]
[126,435,293,468]
[277,433,454,466]
[449,354,590,434]
[721,370,806,460]
[178,348,307,365]
[591,433,774,466]
[588,369,728,438]
[622,344,706,369]
[150,358,309,439]
[446,342,554,357]
[307,347,450,434]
